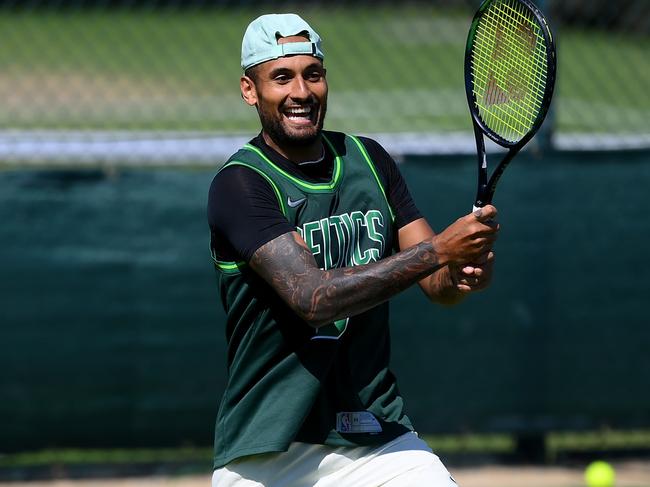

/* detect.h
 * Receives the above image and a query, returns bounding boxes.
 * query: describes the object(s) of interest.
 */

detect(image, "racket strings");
[477,2,548,104]
[473,5,546,139]
[470,0,549,142]
[474,9,545,137]
[490,2,548,101]
[474,32,545,135]
[488,3,548,95]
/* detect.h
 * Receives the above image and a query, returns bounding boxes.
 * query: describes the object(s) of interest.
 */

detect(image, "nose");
[290,77,311,101]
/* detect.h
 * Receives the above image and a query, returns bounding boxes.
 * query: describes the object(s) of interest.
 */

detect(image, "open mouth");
[283,105,317,126]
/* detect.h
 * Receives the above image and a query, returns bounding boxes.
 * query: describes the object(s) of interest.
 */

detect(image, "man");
[208,13,498,487]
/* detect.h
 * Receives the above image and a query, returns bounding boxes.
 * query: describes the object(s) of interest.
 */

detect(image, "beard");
[256,99,327,148]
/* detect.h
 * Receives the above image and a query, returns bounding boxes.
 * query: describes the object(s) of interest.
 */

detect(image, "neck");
[262,131,324,163]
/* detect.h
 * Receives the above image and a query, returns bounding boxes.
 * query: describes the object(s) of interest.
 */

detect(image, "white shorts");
[212,432,458,487]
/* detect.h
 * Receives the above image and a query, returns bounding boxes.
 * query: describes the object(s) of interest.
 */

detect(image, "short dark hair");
[244,65,261,84]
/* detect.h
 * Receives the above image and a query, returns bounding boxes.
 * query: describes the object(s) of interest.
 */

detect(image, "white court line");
[0,131,498,166]
[554,133,650,151]
[0,131,647,167]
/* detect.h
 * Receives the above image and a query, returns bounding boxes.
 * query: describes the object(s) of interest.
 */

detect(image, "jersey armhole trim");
[213,161,289,273]
[222,161,287,216]
[348,135,396,222]
[212,255,247,273]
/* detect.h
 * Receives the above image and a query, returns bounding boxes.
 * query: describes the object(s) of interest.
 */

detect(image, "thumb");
[473,204,497,222]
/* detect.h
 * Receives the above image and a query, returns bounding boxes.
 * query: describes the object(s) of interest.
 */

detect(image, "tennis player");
[208,13,498,487]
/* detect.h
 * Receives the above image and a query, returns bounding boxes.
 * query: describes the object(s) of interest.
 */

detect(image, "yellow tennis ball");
[585,461,616,487]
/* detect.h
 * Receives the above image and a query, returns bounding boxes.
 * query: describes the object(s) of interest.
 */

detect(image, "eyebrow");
[304,63,325,72]
[268,63,324,76]
[268,67,294,78]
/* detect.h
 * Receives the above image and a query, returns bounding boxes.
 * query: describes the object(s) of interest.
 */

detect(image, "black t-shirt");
[208,132,421,262]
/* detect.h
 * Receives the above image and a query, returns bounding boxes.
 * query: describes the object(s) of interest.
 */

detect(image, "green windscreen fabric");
[1,152,649,449]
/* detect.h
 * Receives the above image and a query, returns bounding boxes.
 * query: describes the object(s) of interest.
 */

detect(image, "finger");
[457,279,482,290]
[479,233,499,246]
[470,251,496,269]
[483,221,500,234]
[460,267,484,278]
[462,240,496,264]
[469,237,497,254]
[468,261,494,279]
[473,223,500,238]
[458,271,481,283]
[461,266,476,275]
[472,251,494,265]
[484,219,500,231]
[459,277,486,290]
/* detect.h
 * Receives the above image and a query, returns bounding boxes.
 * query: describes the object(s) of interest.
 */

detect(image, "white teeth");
[285,107,312,116]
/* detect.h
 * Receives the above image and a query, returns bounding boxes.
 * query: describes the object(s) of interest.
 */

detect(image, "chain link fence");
[0,0,648,164]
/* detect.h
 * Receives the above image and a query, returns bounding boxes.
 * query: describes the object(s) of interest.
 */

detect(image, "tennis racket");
[465,0,556,211]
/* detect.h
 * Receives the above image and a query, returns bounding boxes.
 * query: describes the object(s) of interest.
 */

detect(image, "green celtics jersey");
[212,131,413,468]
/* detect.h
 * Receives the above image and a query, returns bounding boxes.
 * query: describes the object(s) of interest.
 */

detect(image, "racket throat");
[474,184,490,208]
[473,123,490,208]
[474,185,492,208]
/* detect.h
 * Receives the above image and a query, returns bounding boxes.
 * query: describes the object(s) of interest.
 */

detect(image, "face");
[241,52,328,148]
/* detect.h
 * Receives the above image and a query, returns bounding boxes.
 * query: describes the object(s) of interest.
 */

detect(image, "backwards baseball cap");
[241,13,324,71]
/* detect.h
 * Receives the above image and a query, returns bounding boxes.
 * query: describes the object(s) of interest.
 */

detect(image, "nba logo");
[339,413,351,432]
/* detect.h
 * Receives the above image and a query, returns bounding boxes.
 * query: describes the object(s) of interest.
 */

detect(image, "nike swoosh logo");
[287,196,307,208]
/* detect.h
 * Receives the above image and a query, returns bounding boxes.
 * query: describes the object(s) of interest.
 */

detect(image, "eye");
[306,71,323,82]
[274,74,291,84]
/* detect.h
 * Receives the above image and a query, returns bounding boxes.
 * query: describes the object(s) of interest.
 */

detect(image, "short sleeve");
[208,165,295,262]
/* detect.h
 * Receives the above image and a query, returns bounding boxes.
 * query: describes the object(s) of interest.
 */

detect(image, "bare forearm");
[252,208,498,326]
[251,233,444,327]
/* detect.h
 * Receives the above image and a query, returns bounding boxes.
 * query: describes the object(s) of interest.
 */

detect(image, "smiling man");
[207,13,499,487]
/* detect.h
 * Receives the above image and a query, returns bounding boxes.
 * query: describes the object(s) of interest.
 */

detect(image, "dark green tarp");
[1,150,649,450]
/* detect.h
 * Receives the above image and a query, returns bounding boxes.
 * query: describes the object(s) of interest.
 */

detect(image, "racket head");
[465,0,556,148]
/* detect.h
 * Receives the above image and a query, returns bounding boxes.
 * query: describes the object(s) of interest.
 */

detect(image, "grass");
[548,430,650,453]
[424,432,516,454]
[2,430,649,470]
[0,5,648,134]
[0,447,213,469]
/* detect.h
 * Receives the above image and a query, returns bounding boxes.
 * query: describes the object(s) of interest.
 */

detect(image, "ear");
[240,76,258,106]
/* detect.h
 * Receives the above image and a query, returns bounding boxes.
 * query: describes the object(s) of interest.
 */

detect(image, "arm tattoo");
[250,232,444,327]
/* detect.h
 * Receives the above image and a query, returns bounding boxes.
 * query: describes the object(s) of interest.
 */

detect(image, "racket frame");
[464,0,557,209]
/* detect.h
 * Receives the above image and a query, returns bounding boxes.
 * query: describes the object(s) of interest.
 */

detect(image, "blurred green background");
[1,0,649,477]
[0,0,647,157]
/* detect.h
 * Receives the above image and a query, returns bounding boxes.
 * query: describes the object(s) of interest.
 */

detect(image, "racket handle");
[472,204,482,213]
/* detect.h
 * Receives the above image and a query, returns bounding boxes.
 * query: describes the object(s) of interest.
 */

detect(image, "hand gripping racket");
[465,0,557,211]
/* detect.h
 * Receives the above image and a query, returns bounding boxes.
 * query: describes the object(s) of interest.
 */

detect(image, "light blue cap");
[241,13,324,71]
